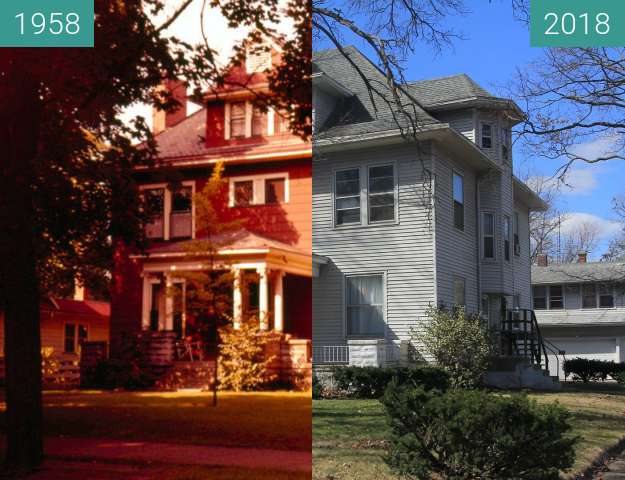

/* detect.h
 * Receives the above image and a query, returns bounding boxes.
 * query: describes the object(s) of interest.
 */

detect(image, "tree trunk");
[0,61,44,471]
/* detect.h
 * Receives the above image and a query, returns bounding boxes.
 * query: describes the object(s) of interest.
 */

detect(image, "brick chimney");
[153,79,187,135]
[578,252,588,264]
[536,253,548,267]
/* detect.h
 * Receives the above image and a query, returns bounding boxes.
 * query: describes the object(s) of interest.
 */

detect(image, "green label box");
[531,0,625,47]
[0,0,94,47]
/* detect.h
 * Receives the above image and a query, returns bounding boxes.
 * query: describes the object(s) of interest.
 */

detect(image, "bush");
[563,358,625,382]
[331,365,449,399]
[416,307,496,388]
[85,358,156,390]
[383,382,577,480]
[614,371,625,385]
[312,374,323,399]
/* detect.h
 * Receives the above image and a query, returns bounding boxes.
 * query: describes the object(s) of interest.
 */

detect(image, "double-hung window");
[144,188,165,239]
[346,275,385,337]
[368,165,395,223]
[599,284,615,308]
[252,106,266,137]
[230,102,246,138]
[453,172,464,230]
[503,215,511,262]
[64,323,88,353]
[501,127,510,161]
[582,284,597,308]
[482,212,495,259]
[481,123,492,148]
[335,168,361,226]
[549,285,564,309]
[170,187,193,239]
[533,286,547,310]
[233,180,254,207]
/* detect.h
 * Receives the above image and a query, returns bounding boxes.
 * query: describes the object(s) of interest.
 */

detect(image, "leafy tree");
[0,0,310,470]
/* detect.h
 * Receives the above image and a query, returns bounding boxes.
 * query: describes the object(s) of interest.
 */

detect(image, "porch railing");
[500,309,550,373]
[312,345,349,364]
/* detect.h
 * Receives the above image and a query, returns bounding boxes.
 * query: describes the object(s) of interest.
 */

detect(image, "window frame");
[334,167,362,227]
[532,285,547,310]
[140,181,195,241]
[481,123,493,149]
[452,170,465,232]
[582,283,597,309]
[229,101,247,139]
[344,273,386,339]
[228,172,290,207]
[503,215,511,262]
[367,163,397,225]
[599,283,615,309]
[64,323,88,354]
[548,285,565,310]
[482,211,496,260]
[513,211,520,256]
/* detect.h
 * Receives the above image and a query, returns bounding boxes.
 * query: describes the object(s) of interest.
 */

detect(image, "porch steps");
[483,356,561,391]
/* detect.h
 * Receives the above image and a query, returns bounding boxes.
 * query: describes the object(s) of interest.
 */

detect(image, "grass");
[312,383,625,480]
[0,390,312,451]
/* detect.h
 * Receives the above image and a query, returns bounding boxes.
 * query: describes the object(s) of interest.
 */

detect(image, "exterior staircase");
[483,309,562,391]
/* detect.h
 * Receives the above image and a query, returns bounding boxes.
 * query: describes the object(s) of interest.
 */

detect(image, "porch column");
[273,271,285,332]
[164,275,174,331]
[233,266,243,330]
[258,266,269,330]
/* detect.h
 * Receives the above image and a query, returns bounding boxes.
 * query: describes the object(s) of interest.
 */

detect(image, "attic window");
[246,47,272,74]
[481,123,492,149]
[230,102,246,139]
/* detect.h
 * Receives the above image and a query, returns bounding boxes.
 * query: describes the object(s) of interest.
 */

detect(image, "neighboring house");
[312,46,547,374]
[110,47,312,379]
[532,254,625,378]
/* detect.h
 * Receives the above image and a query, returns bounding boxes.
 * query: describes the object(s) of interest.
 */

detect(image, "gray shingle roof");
[407,74,494,107]
[532,262,625,284]
[313,47,440,139]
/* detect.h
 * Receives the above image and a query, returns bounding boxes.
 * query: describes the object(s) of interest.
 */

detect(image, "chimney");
[578,252,588,264]
[152,79,187,135]
[536,253,548,267]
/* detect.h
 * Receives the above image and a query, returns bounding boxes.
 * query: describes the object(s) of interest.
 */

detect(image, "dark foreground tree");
[0,0,310,471]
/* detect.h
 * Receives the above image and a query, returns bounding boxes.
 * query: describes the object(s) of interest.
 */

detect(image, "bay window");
[481,123,492,148]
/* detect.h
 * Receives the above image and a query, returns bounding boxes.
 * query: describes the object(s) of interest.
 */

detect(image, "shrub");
[312,374,323,399]
[84,358,156,390]
[563,358,625,382]
[416,307,496,388]
[218,318,277,391]
[383,382,577,480]
[331,365,449,399]
[614,371,625,385]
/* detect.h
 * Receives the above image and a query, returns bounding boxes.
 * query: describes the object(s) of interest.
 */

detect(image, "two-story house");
[110,48,312,385]
[532,254,625,378]
[312,46,549,385]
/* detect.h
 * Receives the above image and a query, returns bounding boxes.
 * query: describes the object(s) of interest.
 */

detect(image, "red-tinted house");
[110,48,311,361]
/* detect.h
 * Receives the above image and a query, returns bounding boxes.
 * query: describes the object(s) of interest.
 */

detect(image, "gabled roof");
[41,298,110,317]
[407,74,493,107]
[532,262,625,284]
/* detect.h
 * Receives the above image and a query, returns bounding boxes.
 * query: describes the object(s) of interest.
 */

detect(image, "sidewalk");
[0,437,311,474]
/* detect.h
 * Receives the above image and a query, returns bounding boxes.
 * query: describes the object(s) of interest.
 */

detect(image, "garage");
[543,336,623,379]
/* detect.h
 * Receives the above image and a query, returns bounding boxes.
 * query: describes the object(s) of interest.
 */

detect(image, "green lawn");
[0,390,312,451]
[313,383,625,480]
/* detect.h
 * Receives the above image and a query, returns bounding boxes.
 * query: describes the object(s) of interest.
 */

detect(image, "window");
[252,106,266,136]
[335,168,361,226]
[277,111,290,133]
[481,123,492,148]
[481,294,490,320]
[533,286,547,310]
[599,284,615,308]
[452,172,464,230]
[346,275,385,337]
[513,212,520,256]
[582,284,597,309]
[501,127,510,161]
[482,212,495,259]
[549,285,564,309]
[230,102,246,138]
[170,187,193,239]
[144,188,165,239]
[503,215,511,261]
[453,278,466,307]
[246,47,272,73]
[64,324,88,353]
[265,177,285,204]
[234,180,254,207]
[368,165,395,223]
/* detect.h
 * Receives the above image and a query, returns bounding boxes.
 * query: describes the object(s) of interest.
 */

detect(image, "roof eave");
[312,72,354,98]
[513,176,548,211]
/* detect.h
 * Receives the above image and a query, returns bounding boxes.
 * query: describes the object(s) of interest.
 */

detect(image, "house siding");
[512,200,532,308]
[435,110,475,143]
[313,142,436,348]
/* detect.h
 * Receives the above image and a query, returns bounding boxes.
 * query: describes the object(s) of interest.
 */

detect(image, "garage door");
[544,337,617,379]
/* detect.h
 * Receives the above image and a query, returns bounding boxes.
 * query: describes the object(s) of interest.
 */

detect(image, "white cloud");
[568,135,623,162]
[559,212,622,240]
[526,167,599,197]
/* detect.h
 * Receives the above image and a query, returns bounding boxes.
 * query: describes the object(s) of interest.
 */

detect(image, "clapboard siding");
[313,142,435,347]
[512,200,532,308]
[433,143,479,313]
[435,110,475,142]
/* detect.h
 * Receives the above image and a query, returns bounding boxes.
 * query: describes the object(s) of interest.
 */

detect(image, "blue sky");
[315,0,625,258]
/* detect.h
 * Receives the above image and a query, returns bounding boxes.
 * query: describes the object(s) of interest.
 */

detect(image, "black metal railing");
[500,309,549,373]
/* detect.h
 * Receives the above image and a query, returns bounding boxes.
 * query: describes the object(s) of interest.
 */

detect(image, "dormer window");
[230,102,246,138]
[252,106,266,137]
[481,123,492,149]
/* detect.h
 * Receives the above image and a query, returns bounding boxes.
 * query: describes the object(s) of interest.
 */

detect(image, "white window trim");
[228,172,290,207]
[452,169,465,232]
[225,101,276,140]
[343,272,387,339]
[333,162,399,229]
[366,162,398,225]
[63,322,88,354]
[140,181,196,241]
[481,211,496,260]
[582,283,616,310]
[534,284,566,310]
